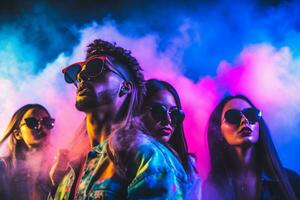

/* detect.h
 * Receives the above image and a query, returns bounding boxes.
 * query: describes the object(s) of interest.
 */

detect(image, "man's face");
[75,61,124,112]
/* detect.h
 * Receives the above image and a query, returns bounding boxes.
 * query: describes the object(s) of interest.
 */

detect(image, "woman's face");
[220,98,260,147]
[16,108,52,150]
[143,89,178,142]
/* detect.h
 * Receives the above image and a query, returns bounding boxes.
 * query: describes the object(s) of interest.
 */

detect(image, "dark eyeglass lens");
[42,118,55,129]
[169,110,179,124]
[151,105,184,125]
[85,59,104,77]
[24,117,54,130]
[174,109,185,124]
[151,105,167,121]
[25,118,39,129]
[243,108,260,124]
[224,109,241,124]
[170,109,185,125]
[65,64,81,84]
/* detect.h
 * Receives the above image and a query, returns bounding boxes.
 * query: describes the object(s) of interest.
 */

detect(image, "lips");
[34,131,47,140]
[77,84,93,96]
[238,127,252,136]
[159,127,173,136]
[77,88,91,96]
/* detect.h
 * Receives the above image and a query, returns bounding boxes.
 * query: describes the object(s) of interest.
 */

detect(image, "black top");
[202,168,300,200]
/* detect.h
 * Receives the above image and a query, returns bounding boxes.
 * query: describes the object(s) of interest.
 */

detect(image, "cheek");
[221,123,237,142]
[44,129,51,135]
[94,82,119,97]
[252,124,260,142]
[171,125,176,134]
[95,76,120,91]
[20,127,35,140]
[143,113,159,132]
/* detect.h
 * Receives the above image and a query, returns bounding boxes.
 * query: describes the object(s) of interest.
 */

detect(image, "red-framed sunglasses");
[62,56,126,87]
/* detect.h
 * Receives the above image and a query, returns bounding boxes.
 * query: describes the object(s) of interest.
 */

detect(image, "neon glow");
[1,1,300,181]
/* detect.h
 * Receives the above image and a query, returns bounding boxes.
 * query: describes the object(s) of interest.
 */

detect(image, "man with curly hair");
[50,39,188,199]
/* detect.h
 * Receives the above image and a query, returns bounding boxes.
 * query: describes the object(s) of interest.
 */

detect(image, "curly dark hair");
[86,39,146,120]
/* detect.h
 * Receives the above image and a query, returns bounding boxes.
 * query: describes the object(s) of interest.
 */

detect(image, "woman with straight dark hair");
[141,79,201,199]
[202,95,300,200]
[0,104,55,200]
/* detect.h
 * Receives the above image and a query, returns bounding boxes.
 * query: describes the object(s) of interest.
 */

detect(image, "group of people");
[0,39,299,200]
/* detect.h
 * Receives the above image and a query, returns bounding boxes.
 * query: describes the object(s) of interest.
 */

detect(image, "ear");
[119,81,133,97]
[13,129,22,140]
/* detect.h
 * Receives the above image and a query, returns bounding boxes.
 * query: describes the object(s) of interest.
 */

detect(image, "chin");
[75,98,99,111]
[238,140,256,148]
[161,136,170,143]
[28,142,44,151]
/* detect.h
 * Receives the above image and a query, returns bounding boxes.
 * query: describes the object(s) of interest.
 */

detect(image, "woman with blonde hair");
[0,104,55,200]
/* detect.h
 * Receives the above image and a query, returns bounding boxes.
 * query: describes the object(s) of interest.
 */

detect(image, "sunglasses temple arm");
[111,70,126,80]
[106,59,127,81]
[73,82,78,88]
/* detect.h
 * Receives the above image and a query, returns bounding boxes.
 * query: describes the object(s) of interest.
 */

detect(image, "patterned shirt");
[53,134,188,199]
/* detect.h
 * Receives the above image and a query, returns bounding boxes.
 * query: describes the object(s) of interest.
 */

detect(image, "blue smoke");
[1,0,300,174]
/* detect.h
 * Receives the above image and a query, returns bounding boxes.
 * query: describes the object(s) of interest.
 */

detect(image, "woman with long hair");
[202,95,300,200]
[0,104,55,200]
[141,79,201,199]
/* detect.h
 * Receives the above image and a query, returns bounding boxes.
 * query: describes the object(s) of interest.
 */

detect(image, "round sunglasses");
[62,56,126,87]
[148,103,185,126]
[224,108,262,125]
[20,117,55,130]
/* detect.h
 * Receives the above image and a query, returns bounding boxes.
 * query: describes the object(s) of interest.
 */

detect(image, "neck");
[85,110,112,147]
[233,145,257,172]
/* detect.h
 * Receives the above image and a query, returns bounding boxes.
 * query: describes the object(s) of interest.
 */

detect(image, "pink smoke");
[1,22,300,181]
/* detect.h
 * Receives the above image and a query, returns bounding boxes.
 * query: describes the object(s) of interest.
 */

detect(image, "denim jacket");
[52,133,188,200]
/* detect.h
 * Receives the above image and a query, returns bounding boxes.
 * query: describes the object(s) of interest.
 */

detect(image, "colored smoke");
[1,1,300,180]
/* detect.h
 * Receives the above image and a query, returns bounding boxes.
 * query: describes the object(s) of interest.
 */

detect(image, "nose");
[161,112,172,125]
[77,69,89,83]
[35,122,50,137]
[37,121,45,131]
[240,114,249,125]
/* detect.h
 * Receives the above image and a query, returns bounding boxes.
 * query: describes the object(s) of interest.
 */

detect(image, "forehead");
[222,98,252,114]
[149,89,176,107]
[22,108,49,119]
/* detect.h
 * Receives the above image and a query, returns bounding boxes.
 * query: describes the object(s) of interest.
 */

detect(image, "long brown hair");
[204,95,297,200]
[142,79,190,173]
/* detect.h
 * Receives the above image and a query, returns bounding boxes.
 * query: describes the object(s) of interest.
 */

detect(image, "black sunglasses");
[62,56,126,88]
[21,117,55,130]
[149,103,185,126]
[224,108,262,125]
